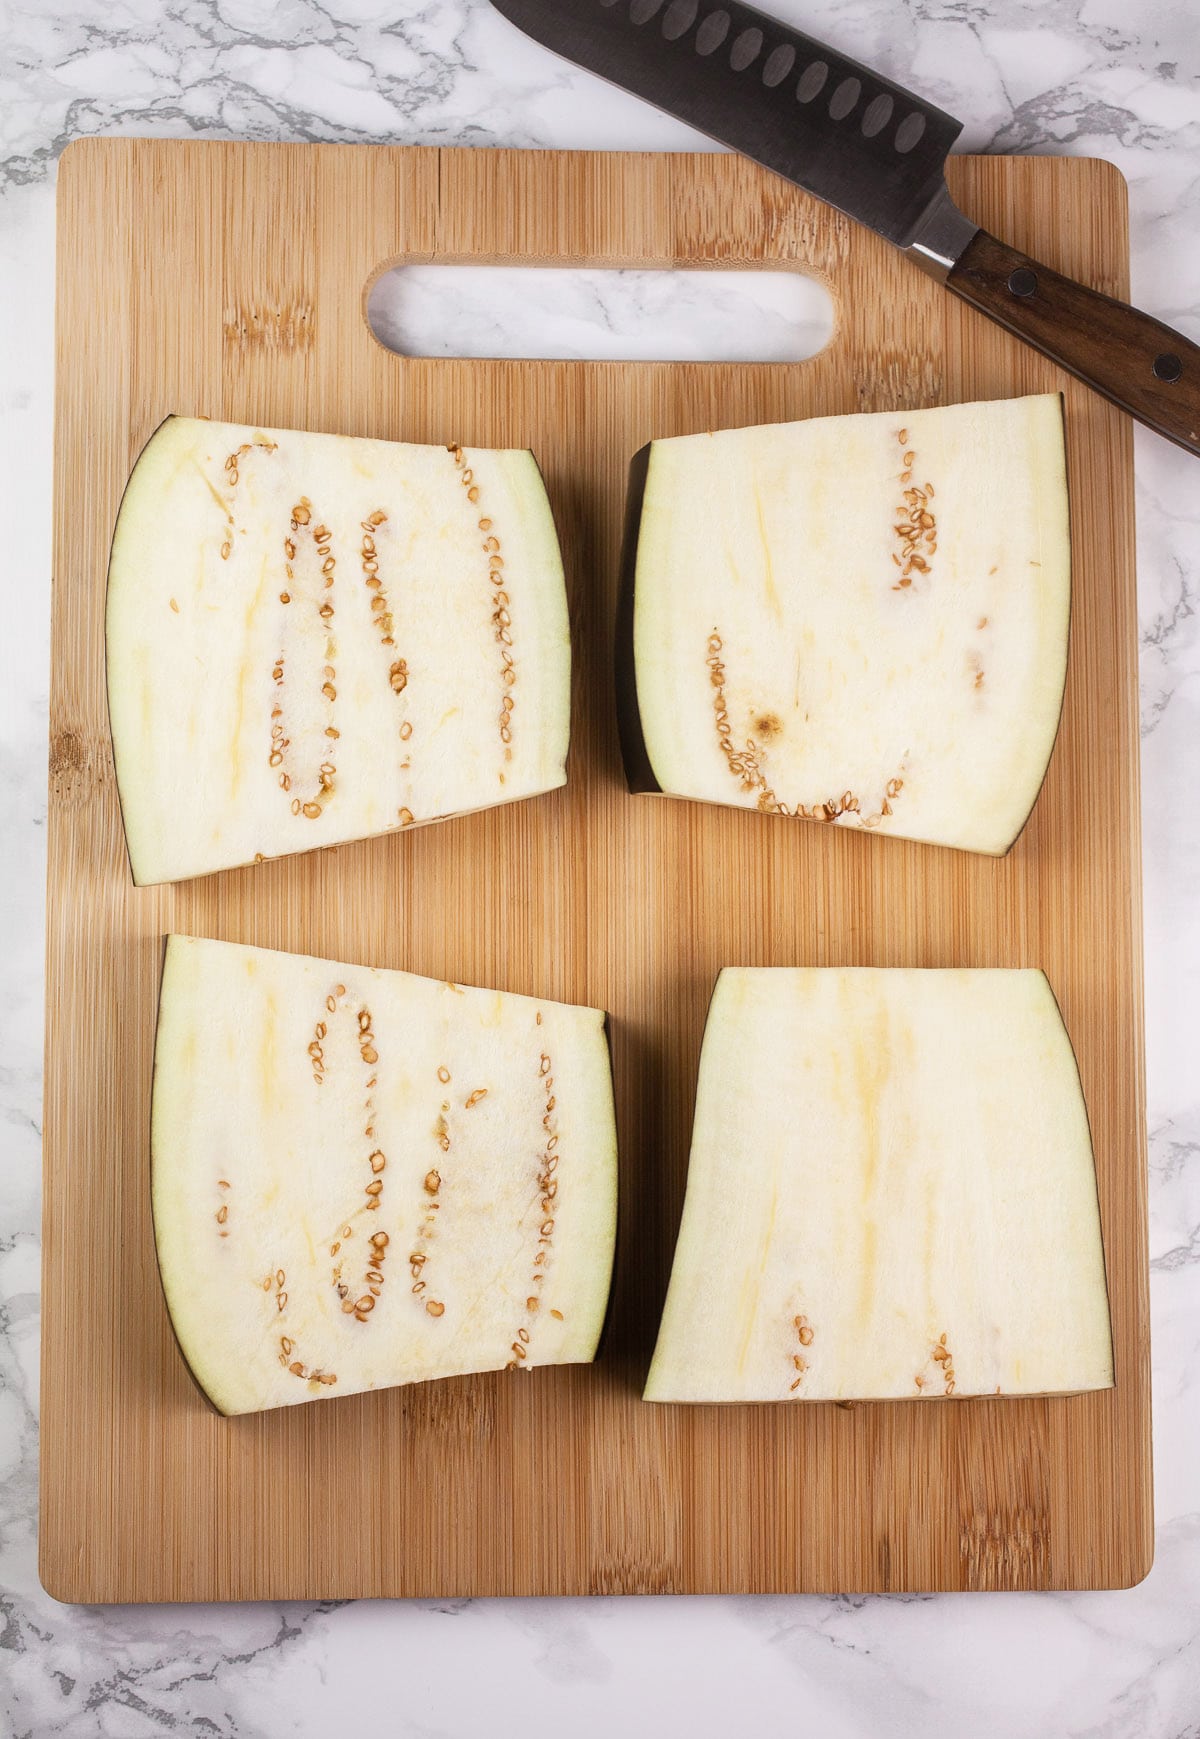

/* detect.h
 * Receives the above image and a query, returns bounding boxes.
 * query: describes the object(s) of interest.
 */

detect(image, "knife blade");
[488,0,1200,456]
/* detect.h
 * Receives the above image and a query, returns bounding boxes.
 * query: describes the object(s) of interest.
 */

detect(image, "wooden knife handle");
[946,228,1200,457]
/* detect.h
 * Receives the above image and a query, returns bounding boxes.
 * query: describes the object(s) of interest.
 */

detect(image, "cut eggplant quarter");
[645,968,1113,1404]
[152,936,617,1415]
[619,394,1071,856]
[107,418,570,885]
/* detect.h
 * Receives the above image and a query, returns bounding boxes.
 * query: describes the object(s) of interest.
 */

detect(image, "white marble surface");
[2,0,1199,1732]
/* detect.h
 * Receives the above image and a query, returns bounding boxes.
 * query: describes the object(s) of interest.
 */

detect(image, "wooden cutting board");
[42,138,1150,1600]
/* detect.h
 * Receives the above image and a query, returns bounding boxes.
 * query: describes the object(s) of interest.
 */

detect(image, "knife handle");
[945,229,1199,457]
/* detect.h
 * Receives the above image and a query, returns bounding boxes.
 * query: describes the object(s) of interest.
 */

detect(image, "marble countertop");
[2,0,1198,1733]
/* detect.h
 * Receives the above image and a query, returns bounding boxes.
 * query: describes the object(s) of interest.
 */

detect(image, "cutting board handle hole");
[366,264,834,363]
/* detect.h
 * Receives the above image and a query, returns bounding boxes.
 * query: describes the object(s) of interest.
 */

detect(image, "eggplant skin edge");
[609,393,1070,856]
[151,936,619,1415]
[149,934,224,1416]
[589,1008,620,1365]
[613,443,663,796]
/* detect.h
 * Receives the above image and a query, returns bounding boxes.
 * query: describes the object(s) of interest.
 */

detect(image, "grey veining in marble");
[368,264,837,361]
[2,1,1199,1734]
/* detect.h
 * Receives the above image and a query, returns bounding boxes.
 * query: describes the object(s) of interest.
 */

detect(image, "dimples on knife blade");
[486,0,964,250]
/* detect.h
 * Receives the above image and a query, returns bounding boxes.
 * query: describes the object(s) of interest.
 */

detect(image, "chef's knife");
[488,0,1199,457]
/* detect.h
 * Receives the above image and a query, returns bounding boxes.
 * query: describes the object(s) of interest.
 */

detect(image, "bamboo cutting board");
[42,138,1150,1600]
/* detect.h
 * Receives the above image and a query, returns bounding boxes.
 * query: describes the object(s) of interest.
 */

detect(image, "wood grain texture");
[948,226,1200,456]
[42,139,1150,1601]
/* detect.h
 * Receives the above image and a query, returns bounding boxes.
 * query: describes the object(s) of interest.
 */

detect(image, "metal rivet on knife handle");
[1007,267,1039,298]
[947,229,1200,457]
